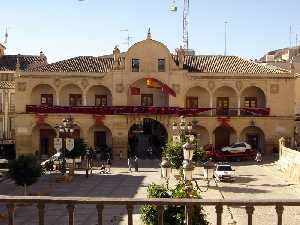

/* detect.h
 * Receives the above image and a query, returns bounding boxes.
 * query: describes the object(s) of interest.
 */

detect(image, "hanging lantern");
[183,142,193,161]
[182,160,194,182]
[161,158,172,179]
[172,121,178,131]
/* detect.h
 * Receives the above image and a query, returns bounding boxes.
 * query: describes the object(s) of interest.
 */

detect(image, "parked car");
[213,163,235,181]
[221,142,251,153]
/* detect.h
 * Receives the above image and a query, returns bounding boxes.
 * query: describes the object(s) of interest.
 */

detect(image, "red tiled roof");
[0,55,47,71]
[27,54,289,75]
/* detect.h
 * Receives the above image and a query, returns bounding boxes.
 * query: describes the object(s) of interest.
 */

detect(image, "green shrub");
[8,155,44,195]
[140,183,209,225]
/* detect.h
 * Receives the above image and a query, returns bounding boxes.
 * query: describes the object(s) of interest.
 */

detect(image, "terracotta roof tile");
[0,81,15,89]
[172,55,288,74]
[28,54,289,75]
[28,56,114,73]
[0,55,47,71]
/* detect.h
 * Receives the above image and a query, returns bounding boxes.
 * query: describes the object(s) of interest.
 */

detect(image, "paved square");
[0,158,300,225]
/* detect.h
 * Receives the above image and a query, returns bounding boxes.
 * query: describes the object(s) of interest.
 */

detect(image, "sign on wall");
[54,138,62,152]
[66,138,74,151]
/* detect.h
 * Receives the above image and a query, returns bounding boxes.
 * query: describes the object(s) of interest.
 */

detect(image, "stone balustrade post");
[245,205,255,225]
[66,204,75,225]
[157,205,164,225]
[127,204,133,225]
[96,204,104,225]
[7,203,15,225]
[215,204,223,225]
[276,205,284,225]
[37,202,45,225]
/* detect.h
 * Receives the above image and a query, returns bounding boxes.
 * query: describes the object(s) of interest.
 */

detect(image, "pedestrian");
[128,157,132,172]
[106,156,112,173]
[255,152,262,163]
[134,156,139,172]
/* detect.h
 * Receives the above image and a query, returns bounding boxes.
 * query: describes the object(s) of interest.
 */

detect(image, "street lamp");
[161,157,172,188]
[55,115,76,175]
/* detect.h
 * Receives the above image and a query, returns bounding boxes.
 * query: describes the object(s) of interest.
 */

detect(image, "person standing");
[128,157,132,173]
[106,156,112,173]
[134,156,139,172]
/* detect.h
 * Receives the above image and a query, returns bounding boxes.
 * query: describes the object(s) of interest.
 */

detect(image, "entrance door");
[128,119,167,159]
[215,127,230,150]
[217,97,229,115]
[246,134,259,150]
[40,129,55,157]
[94,131,106,148]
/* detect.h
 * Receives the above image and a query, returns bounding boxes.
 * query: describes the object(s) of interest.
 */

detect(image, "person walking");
[128,157,132,173]
[134,156,139,172]
[106,156,112,173]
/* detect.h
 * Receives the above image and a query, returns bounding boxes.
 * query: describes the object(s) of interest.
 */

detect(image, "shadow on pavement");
[0,173,146,225]
[209,185,270,194]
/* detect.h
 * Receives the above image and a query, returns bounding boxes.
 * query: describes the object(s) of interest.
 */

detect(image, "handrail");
[0,196,299,205]
[1,196,299,225]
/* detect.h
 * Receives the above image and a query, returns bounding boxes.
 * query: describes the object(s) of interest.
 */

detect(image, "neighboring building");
[0,43,47,158]
[15,34,295,159]
[258,46,300,146]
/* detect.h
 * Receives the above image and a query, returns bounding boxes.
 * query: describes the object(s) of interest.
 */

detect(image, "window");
[95,95,107,106]
[186,97,198,108]
[141,94,153,106]
[10,93,15,112]
[132,59,140,72]
[41,94,53,106]
[158,59,166,72]
[244,97,257,108]
[217,97,229,115]
[69,94,82,106]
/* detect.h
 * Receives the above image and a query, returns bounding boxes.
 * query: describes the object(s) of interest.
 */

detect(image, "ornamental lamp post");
[203,159,215,184]
[161,157,172,188]
[183,141,193,161]
[182,159,194,182]
[54,115,76,175]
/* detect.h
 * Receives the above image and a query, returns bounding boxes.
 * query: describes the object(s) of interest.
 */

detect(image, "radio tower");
[182,0,190,50]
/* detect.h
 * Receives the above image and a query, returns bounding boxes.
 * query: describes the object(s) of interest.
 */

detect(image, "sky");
[0,0,300,63]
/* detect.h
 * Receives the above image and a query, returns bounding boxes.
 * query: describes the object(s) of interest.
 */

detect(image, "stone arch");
[240,126,265,152]
[191,125,210,146]
[31,84,57,105]
[128,118,168,159]
[185,86,211,112]
[213,86,238,116]
[59,84,83,106]
[86,85,112,106]
[213,126,237,150]
[88,124,113,149]
[240,86,266,108]
[32,123,56,157]
[128,78,169,107]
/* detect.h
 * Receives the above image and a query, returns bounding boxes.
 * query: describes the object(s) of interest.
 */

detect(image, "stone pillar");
[237,94,241,116]
[210,94,213,116]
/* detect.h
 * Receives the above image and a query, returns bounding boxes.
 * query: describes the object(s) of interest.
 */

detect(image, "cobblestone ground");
[0,158,299,225]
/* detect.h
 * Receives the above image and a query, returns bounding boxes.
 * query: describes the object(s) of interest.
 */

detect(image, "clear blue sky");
[0,0,299,62]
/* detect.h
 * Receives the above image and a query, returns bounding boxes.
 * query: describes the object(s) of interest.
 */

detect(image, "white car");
[41,152,61,167]
[214,164,235,181]
[221,142,251,153]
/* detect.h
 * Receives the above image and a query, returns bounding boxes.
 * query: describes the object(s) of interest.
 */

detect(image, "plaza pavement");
[0,158,299,225]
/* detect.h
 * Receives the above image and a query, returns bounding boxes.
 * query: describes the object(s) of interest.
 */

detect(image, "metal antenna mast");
[4,27,8,45]
[224,21,228,56]
[182,0,190,50]
[121,29,134,49]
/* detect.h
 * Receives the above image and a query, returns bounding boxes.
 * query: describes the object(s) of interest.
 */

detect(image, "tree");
[8,155,44,195]
[140,183,209,225]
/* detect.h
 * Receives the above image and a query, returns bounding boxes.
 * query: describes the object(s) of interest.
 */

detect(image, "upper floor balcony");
[26,105,270,116]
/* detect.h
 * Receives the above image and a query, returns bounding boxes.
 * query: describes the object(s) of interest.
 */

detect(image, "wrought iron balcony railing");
[25,105,270,117]
[0,196,298,225]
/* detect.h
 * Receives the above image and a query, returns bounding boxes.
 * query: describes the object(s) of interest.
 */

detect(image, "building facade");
[15,36,295,159]
[0,43,47,158]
